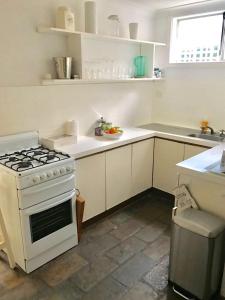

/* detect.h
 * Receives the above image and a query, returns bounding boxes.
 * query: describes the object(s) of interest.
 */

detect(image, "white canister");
[65,120,79,143]
[129,23,138,40]
[56,6,75,31]
[85,1,97,34]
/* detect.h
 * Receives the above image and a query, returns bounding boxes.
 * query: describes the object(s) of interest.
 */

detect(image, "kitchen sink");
[187,133,225,142]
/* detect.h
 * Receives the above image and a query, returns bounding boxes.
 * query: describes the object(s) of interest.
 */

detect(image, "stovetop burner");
[33,150,43,156]
[0,146,70,172]
[9,157,18,162]
[46,154,55,161]
[18,161,32,169]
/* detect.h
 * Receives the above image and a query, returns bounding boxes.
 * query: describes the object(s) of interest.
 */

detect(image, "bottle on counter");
[95,117,106,136]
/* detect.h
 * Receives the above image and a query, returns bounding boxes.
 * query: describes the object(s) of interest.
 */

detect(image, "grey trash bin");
[169,208,225,300]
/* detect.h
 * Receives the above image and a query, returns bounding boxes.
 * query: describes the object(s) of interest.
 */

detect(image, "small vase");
[129,23,138,39]
[85,1,97,34]
[108,15,120,37]
[134,56,146,78]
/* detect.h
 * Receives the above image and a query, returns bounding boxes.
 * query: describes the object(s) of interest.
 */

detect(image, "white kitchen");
[0,0,225,299]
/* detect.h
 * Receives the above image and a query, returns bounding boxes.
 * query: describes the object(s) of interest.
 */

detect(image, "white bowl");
[103,131,123,139]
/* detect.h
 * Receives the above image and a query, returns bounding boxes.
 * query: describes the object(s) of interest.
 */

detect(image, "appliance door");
[20,189,77,259]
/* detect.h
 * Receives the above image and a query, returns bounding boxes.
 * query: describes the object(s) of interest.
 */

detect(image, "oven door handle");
[22,174,75,196]
[23,190,76,215]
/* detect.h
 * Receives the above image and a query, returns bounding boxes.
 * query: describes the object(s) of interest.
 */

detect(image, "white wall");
[153,0,225,130]
[0,0,155,137]
[0,83,154,137]
[0,0,154,86]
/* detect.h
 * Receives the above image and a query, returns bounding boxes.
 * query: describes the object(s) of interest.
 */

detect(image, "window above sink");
[170,11,225,64]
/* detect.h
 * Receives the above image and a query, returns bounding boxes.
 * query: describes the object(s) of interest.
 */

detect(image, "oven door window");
[30,199,73,243]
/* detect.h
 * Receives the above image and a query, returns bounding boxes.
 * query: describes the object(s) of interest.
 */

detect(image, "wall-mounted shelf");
[37,25,166,83]
[37,26,166,47]
[42,78,164,86]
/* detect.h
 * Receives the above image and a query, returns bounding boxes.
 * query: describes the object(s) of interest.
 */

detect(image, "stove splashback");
[0,131,39,154]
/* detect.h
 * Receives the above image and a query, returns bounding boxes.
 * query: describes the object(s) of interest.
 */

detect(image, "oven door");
[20,189,77,259]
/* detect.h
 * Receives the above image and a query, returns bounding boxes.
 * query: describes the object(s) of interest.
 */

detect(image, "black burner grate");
[0,146,70,172]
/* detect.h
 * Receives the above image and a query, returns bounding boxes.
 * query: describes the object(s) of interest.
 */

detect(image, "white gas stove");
[0,131,78,273]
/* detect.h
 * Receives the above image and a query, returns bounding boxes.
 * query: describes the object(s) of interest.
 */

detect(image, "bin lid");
[174,208,225,238]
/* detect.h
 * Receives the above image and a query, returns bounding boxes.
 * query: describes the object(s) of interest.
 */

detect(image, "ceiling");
[129,0,215,9]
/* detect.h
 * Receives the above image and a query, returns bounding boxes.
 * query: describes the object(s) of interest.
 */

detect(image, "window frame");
[170,10,225,64]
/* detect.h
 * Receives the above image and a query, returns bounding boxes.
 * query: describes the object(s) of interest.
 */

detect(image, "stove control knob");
[40,173,47,180]
[66,166,71,172]
[33,175,40,184]
[47,171,53,178]
[60,167,66,175]
[53,169,60,176]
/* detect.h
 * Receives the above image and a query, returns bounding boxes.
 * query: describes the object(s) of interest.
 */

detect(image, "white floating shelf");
[37,26,166,47]
[42,78,164,86]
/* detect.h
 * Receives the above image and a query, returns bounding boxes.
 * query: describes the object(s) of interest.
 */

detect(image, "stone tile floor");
[0,189,221,299]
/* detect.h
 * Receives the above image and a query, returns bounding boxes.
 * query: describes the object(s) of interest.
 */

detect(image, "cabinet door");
[184,144,208,160]
[132,139,154,196]
[76,153,106,221]
[153,139,184,194]
[106,145,132,209]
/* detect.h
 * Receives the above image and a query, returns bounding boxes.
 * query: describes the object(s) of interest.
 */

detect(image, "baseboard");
[83,188,154,228]
[151,187,175,201]
[83,187,175,228]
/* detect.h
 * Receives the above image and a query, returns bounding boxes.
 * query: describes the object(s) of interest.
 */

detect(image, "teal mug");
[134,56,146,78]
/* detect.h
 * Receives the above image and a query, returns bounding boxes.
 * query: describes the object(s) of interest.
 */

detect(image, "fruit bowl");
[103,132,123,139]
[103,127,123,139]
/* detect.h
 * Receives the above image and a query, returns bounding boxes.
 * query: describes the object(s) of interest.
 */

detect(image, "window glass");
[171,13,223,63]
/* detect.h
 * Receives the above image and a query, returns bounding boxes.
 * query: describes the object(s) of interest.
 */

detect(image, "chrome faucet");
[201,126,215,135]
[219,129,225,137]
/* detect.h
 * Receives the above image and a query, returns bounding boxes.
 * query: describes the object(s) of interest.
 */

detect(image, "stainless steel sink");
[187,133,225,142]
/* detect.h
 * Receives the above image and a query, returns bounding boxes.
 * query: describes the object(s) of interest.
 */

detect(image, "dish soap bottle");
[95,117,106,136]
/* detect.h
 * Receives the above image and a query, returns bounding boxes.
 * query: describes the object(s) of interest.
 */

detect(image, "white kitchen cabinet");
[76,137,210,220]
[184,144,208,160]
[132,139,154,195]
[153,139,184,194]
[178,173,225,221]
[76,153,106,221]
[106,145,132,209]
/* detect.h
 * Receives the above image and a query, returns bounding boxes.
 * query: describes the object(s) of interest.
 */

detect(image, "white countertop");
[177,145,223,173]
[177,144,225,184]
[56,128,155,159]
[55,123,219,159]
